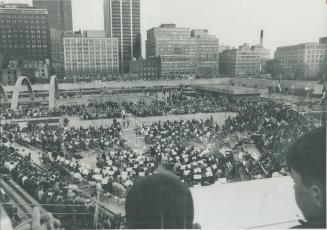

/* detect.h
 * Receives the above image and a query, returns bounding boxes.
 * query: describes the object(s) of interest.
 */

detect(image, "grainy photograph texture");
[0,0,326,229]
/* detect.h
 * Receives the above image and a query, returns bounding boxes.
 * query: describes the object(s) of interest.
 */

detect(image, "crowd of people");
[2,98,318,190]
[124,93,246,117]
[1,93,249,120]
[144,118,220,145]
[223,101,317,159]
[57,102,124,120]
[3,120,126,154]
[4,124,326,229]
[0,142,124,229]
[0,104,63,120]
[124,124,326,229]
[50,149,158,198]
[1,91,325,229]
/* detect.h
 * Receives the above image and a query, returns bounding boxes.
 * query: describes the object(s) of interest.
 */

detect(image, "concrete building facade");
[32,0,73,32]
[0,59,50,85]
[191,29,219,76]
[0,3,51,62]
[274,38,327,80]
[144,24,221,79]
[33,0,73,79]
[129,57,160,79]
[50,29,65,78]
[0,68,19,85]
[63,31,119,82]
[219,30,270,77]
[219,43,270,77]
[146,24,197,78]
[103,0,141,73]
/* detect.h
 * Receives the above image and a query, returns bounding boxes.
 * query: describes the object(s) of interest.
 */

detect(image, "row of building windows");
[64,40,116,45]
[0,19,47,23]
[0,14,47,19]
[66,58,117,62]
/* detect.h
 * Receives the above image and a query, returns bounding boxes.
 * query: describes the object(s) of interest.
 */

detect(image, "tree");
[264,59,285,79]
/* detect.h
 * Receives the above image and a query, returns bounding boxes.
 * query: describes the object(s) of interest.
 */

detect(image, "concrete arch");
[49,75,59,109]
[0,83,8,102]
[10,76,34,110]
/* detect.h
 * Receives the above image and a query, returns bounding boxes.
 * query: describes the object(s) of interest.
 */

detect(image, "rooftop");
[193,84,261,96]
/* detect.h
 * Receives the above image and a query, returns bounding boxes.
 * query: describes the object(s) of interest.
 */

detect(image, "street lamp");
[305,86,310,115]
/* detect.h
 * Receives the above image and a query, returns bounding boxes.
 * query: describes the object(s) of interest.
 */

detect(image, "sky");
[3,0,327,57]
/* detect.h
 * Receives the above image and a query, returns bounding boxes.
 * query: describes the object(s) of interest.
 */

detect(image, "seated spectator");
[125,173,195,229]
[287,126,326,228]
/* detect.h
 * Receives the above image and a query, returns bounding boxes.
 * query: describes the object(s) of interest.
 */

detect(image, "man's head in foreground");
[287,126,326,227]
[125,173,194,229]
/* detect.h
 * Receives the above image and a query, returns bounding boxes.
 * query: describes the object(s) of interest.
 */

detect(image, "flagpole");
[321,73,326,126]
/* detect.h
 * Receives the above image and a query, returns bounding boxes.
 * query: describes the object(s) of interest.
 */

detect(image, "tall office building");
[103,0,141,73]
[0,3,51,62]
[146,24,196,78]
[191,29,219,76]
[50,28,65,77]
[63,30,119,82]
[32,0,73,32]
[33,0,73,78]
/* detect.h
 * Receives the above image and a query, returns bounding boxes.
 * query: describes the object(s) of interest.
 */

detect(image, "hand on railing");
[15,207,63,230]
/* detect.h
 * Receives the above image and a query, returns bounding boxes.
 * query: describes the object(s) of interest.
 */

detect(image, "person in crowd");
[125,173,196,229]
[287,126,326,228]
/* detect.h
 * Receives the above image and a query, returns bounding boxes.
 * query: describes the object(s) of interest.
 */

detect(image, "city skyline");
[3,0,327,57]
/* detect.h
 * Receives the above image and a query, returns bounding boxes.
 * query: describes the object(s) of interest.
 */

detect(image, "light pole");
[305,86,310,116]
[272,81,276,100]
[291,85,294,97]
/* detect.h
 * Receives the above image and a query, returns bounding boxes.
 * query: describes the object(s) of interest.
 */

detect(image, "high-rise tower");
[104,0,141,73]
[33,0,73,78]
[32,0,73,32]
[0,3,51,62]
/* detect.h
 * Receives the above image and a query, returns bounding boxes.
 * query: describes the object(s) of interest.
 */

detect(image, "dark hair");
[125,173,194,229]
[287,126,326,187]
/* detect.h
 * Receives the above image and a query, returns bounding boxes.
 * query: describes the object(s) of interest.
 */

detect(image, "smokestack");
[260,30,263,47]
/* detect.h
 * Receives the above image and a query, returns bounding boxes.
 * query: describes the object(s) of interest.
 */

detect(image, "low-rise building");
[274,37,327,80]
[0,59,50,84]
[0,68,19,85]
[21,59,51,80]
[219,30,270,77]
[63,30,119,82]
[219,44,231,53]
[220,43,270,77]
[129,57,161,79]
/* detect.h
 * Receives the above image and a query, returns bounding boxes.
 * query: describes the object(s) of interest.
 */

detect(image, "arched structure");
[49,75,59,109]
[0,83,8,103]
[11,76,34,110]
